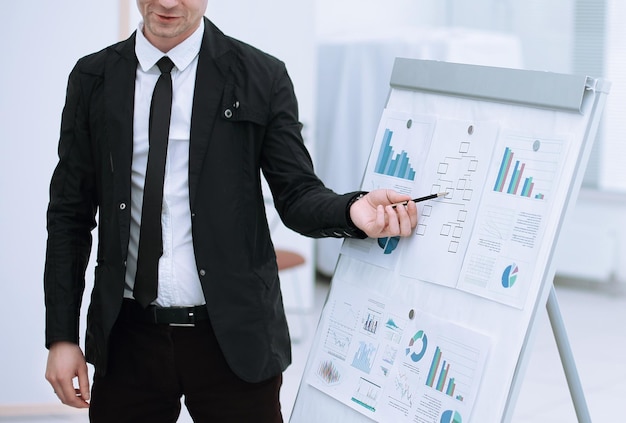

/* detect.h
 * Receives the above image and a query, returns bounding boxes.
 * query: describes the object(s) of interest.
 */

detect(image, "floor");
[1,275,624,422]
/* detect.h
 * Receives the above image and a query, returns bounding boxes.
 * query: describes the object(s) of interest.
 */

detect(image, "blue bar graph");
[375,129,417,181]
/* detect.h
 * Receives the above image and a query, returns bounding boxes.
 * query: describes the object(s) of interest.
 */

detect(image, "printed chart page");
[340,109,435,270]
[342,108,572,310]
[397,117,499,287]
[306,281,491,423]
[457,130,572,308]
[342,108,499,288]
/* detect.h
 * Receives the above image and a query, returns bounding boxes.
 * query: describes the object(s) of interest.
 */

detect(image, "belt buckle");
[169,309,196,327]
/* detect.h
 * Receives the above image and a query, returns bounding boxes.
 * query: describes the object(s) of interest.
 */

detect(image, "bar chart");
[492,135,564,200]
[351,377,381,412]
[493,147,544,198]
[368,112,434,186]
[352,341,378,374]
[424,336,482,404]
[374,128,417,180]
[426,346,463,400]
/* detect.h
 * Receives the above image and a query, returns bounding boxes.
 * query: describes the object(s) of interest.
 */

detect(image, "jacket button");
[119,203,126,210]
[199,269,206,277]
[224,109,233,118]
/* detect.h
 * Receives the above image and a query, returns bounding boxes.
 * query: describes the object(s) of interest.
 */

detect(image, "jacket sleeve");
[260,65,367,239]
[44,62,98,348]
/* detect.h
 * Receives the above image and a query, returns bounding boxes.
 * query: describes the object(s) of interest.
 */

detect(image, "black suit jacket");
[45,18,365,382]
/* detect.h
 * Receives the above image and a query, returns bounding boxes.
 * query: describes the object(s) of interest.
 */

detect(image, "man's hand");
[349,189,418,238]
[45,341,90,408]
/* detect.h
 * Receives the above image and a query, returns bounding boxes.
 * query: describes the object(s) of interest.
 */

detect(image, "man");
[44,0,418,421]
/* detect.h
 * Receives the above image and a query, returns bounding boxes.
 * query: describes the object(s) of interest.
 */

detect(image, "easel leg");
[546,286,592,423]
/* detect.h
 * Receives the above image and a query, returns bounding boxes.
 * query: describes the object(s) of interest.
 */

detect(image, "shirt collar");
[135,19,204,73]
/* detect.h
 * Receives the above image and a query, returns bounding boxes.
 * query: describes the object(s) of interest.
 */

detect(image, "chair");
[276,249,306,272]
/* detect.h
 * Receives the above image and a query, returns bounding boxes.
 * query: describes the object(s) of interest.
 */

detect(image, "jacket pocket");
[220,84,268,125]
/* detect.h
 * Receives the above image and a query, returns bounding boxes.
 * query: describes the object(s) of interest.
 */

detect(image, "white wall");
[555,190,626,283]
[601,0,626,191]
[0,2,120,406]
[315,0,440,37]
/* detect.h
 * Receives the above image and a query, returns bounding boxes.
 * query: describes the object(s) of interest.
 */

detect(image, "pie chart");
[501,263,519,288]
[440,409,462,423]
[378,236,400,254]
[405,330,427,362]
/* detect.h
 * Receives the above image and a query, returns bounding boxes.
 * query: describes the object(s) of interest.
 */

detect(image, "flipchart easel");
[291,58,610,422]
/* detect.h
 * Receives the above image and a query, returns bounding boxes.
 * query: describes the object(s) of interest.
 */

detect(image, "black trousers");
[89,309,283,422]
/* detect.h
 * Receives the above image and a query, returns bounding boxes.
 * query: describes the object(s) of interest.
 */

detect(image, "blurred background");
[1,0,624,421]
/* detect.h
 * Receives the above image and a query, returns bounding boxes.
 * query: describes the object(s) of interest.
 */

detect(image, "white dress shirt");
[124,20,206,307]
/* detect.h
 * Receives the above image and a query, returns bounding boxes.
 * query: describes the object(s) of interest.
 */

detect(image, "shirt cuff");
[345,191,368,239]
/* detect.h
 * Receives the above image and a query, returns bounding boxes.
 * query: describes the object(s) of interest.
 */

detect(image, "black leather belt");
[121,299,209,327]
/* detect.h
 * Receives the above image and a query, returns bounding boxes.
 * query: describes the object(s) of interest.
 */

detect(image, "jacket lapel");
[106,35,137,257]
[188,18,235,208]
[103,21,234,247]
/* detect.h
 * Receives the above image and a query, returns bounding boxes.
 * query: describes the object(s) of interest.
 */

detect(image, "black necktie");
[134,56,175,308]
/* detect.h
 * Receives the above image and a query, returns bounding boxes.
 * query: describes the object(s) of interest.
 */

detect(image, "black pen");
[392,192,447,208]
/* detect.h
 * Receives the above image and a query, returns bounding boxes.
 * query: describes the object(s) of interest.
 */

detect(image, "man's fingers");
[51,383,62,402]
[352,190,418,238]
[401,201,417,235]
[48,374,89,408]
[61,384,90,408]
[77,362,91,402]
[51,379,72,405]
[395,202,412,236]
[376,204,386,231]
[383,189,410,205]
[385,205,400,234]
